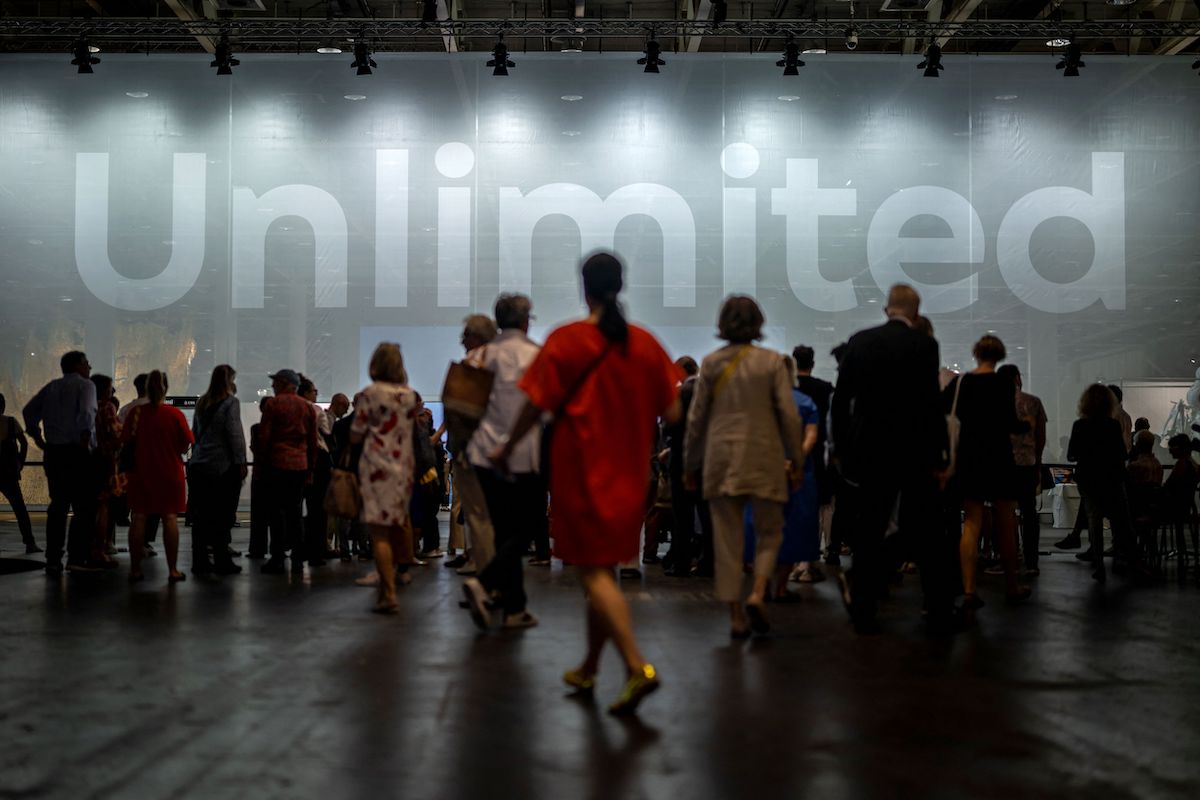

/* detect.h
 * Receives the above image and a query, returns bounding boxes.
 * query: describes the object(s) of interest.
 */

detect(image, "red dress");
[122,403,194,515]
[520,321,679,566]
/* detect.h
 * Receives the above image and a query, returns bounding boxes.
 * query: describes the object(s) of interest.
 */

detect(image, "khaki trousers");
[454,453,495,569]
[709,495,784,602]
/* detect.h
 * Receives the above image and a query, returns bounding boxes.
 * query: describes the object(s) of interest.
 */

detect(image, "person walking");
[488,252,681,716]
[0,392,39,554]
[945,336,1031,609]
[997,364,1047,577]
[462,293,544,630]
[23,351,98,574]
[683,296,809,637]
[350,343,419,613]
[830,286,950,634]
[123,371,194,584]
[259,369,318,575]
[187,365,247,576]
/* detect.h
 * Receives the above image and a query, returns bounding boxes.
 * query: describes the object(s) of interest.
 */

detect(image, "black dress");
[943,372,1023,501]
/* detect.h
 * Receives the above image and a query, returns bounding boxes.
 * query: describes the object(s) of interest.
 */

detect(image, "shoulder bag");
[441,345,494,454]
[324,445,362,520]
[540,342,613,477]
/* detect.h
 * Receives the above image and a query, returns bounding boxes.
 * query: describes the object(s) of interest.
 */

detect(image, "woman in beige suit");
[684,296,809,638]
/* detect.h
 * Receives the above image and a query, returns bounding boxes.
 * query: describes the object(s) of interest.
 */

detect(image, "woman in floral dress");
[351,342,418,613]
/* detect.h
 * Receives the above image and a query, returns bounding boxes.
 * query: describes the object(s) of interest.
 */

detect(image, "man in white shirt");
[462,294,544,630]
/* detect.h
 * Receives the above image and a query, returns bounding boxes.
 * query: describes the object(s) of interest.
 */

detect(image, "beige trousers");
[453,453,495,569]
[709,495,785,602]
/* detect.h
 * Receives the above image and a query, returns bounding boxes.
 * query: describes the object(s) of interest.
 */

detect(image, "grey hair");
[462,314,498,343]
[494,294,532,330]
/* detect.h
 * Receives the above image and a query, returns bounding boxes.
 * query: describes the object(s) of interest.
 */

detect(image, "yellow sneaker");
[607,663,660,716]
[562,668,596,693]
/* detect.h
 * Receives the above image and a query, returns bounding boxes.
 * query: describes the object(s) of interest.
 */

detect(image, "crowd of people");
[2,253,1199,716]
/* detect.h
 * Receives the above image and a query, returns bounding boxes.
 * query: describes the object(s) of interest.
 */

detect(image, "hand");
[31,432,46,451]
[785,461,803,493]
[488,443,513,477]
[684,471,699,493]
[238,464,249,481]
[656,448,670,466]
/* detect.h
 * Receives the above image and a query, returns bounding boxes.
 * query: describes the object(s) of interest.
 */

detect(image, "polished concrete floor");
[2,514,1199,800]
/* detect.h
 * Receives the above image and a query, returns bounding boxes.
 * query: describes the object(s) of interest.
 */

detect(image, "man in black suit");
[831,285,951,633]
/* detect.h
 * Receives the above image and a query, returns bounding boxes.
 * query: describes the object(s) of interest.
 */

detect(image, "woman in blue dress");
[745,365,820,601]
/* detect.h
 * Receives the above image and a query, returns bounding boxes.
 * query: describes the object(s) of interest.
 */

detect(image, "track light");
[638,37,665,73]
[487,35,514,76]
[421,1,438,23]
[70,38,100,74]
[351,37,376,75]
[918,43,944,77]
[712,1,728,24]
[776,35,804,76]
[210,35,239,76]
[1055,41,1085,77]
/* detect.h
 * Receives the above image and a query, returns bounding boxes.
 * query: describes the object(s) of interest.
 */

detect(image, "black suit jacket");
[831,318,947,484]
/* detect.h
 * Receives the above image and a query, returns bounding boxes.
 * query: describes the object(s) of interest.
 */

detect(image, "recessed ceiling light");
[560,94,583,102]
[778,95,801,102]
[1046,38,1071,48]
[994,94,1018,101]
[561,130,582,136]
[802,49,826,55]
[343,94,367,101]
[126,91,149,98]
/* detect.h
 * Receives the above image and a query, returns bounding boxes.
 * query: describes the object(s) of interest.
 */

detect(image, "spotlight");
[421,1,438,23]
[1055,41,1085,77]
[70,38,100,74]
[712,1,728,24]
[844,27,859,51]
[487,35,514,76]
[351,38,377,75]
[638,38,666,73]
[776,35,804,76]
[210,35,239,76]
[917,43,944,77]
[316,39,343,55]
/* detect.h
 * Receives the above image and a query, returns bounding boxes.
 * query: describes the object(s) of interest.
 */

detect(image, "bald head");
[329,393,351,419]
[885,284,921,322]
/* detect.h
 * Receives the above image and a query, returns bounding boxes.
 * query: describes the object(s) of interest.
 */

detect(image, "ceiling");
[0,1,1197,57]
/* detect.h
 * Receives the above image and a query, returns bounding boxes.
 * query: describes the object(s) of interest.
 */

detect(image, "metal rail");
[0,17,1198,46]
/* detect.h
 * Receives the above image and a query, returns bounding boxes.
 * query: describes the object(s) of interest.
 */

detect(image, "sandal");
[168,572,187,583]
[745,601,771,635]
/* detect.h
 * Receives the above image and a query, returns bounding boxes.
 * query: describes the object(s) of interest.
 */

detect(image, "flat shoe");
[745,602,770,635]
[168,572,187,583]
[608,664,660,716]
[371,602,399,615]
[563,669,596,693]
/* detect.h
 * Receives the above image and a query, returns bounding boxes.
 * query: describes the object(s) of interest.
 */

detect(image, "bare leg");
[370,524,398,607]
[162,514,184,579]
[579,567,646,677]
[960,500,984,596]
[748,574,770,606]
[993,500,1021,594]
[772,563,791,598]
[128,513,146,577]
[579,602,608,677]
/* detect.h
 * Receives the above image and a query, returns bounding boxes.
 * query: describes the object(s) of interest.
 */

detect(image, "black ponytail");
[581,252,629,344]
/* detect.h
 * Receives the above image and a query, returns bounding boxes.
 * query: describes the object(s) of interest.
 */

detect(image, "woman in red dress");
[492,252,681,716]
[123,370,195,584]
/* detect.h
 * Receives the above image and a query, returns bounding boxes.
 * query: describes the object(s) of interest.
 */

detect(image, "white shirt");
[118,396,149,424]
[312,403,332,452]
[466,329,542,474]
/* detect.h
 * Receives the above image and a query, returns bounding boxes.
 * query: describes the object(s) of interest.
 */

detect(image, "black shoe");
[246,552,266,559]
[213,562,243,575]
[1075,551,1094,562]
[25,542,43,554]
[445,555,468,569]
[1054,535,1082,550]
[260,559,286,574]
[192,561,215,576]
[642,556,660,565]
[45,563,63,577]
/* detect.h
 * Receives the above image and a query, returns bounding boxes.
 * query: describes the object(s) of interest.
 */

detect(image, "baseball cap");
[268,369,300,387]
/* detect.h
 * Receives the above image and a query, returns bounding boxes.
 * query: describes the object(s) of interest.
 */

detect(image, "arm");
[1034,402,1047,462]
[78,380,98,449]
[801,421,819,463]
[682,369,713,484]
[14,419,28,464]
[490,399,544,468]
[1066,421,1079,463]
[22,385,47,450]
[227,401,249,479]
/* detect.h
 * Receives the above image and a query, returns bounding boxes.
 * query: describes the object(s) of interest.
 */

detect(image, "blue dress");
[745,389,820,564]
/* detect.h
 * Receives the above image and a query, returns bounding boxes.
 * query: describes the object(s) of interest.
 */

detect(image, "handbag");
[323,446,362,520]
[441,347,494,453]
[119,406,142,474]
[945,374,964,478]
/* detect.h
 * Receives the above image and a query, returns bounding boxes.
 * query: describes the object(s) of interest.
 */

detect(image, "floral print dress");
[351,381,417,527]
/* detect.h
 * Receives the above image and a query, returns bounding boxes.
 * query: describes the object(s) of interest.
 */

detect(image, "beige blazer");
[683,344,806,503]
